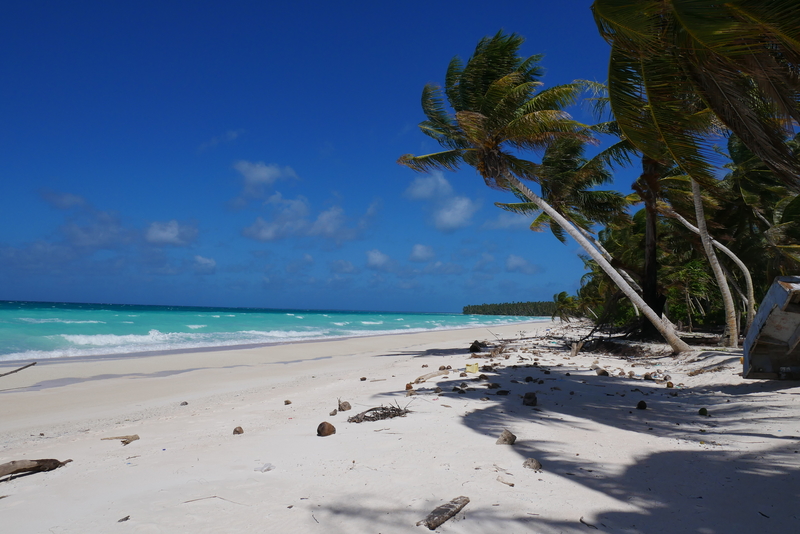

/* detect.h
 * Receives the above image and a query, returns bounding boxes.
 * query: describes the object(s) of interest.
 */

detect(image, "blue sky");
[0,0,625,313]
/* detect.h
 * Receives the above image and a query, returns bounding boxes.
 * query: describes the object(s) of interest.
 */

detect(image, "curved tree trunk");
[691,179,738,347]
[509,175,690,353]
[667,209,755,331]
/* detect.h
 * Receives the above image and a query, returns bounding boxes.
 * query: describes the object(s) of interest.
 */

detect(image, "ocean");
[0,301,547,362]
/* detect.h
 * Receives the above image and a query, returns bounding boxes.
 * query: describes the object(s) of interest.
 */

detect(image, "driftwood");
[0,362,36,378]
[417,496,470,530]
[0,458,72,478]
[347,405,409,423]
[413,370,448,384]
[102,434,139,445]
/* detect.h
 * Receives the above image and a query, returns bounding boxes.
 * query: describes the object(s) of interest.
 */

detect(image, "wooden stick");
[101,434,139,445]
[417,496,470,530]
[0,362,36,378]
[0,459,72,478]
[413,370,448,384]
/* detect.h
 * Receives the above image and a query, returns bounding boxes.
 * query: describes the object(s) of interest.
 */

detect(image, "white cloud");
[198,129,243,152]
[409,244,435,262]
[434,196,479,231]
[40,189,88,210]
[505,254,539,275]
[404,172,454,200]
[232,161,298,204]
[145,220,197,246]
[309,206,347,239]
[193,255,216,274]
[330,259,357,274]
[483,211,533,230]
[242,193,311,242]
[366,249,392,271]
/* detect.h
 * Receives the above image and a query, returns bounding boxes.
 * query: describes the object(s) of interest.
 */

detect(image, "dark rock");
[180,401,188,406]
[405,383,413,390]
[487,383,501,389]
[422,364,428,368]
[523,458,543,472]
[538,379,545,385]
[459,372,468,377]
[523,392,538,406]
[636,400,647,410]
[329,409,338,416]
[439,365,447,371]
[433,387,442,393]
[338,400,352,411]
[233,426,244,435]
[469,340,484,352]
[543,370,551,375]
[284,400,292,405]
[360,377,367,381]
[524,376,534,382]
[496,390,510,396]
[317,422,336,437]
[698,407,709,416]
[496,429,517,445]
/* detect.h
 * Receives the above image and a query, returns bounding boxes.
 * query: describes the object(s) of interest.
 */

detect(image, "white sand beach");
[2,321,799,533]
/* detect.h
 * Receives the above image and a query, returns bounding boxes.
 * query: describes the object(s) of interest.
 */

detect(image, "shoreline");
[3,320,799,533]
[0,317,551,366]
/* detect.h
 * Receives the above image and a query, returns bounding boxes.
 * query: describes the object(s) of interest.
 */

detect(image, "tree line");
[463,301,556,317]
[399,3,800,353]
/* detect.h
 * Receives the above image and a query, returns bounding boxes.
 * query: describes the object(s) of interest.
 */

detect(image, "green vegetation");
[463,301,556,317]
[402,3,800,352]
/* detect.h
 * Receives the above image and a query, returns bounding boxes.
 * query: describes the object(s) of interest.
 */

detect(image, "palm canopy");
[398,31,591,190]
[592,0,800,191]
[496,137,629,243]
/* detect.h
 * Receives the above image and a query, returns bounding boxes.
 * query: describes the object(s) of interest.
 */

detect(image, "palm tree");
[591,0,800,190]
[398,31,690,352]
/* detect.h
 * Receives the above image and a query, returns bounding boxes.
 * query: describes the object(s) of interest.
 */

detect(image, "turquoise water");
[0,301,547,362]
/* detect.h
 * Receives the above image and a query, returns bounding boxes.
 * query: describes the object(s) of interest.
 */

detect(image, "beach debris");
[317,422,336,436]
[469,340,486,352]
[466,363,479,373]
[347,404,409,423]
[233,426,244,435]
[481,397,489,401]
[102,434,139,446]
[459,372,468,377]
[636,401,647,410]
[414,369,449,384]
[523,392,538,406]
[496,390,510,395]
[360,377,367,381]
[180,401,188,406]
[496,429,517,445]
[698,408,709,416]
[438,365,447,371]
[417,496,470,530]
[524,376,533,382]
[284,399,292,405]
[496,476,515,487]
[666,381,674,388]
[0,459,72,479]
[523,458,543,472]
[118,516,130,523]
[487,382,501,389]
[329,409,338,416]
[405,383,413,390]
[255,463,275,472]
[580,516,599,529]
[0,361,37,379]
[595,368,610,377]
[406,390,417,397]
[422,364,428,368]
[338,399,352,411]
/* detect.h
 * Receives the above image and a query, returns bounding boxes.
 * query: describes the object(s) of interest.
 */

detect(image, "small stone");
[543,370,551,375]
[233,426,244,435]
[422,364,428,368]
[469,340,483,352]
[698,407,709,416]
[433,387,442,393]
[284,400,292,405]
[596,368,609,376]
[666,381,674,388]
[525,376,533,382]
[459,372,468,377]
[479,374,488,380]
[522,458,543,472]
[338,400,352,411]
[538,379,545,385]
[439,365,447,371]
[406,390,417,396]
[643,373,653,380]
[523,392,538,406]
[180,401,188,406]
[628,371,636,378]
[636,400,647,410]
[446,365,452,370]
[496,390,510,396]
[329,409,338,416]
[496,429,517,445]
[405,383,413,390]
[565,372,571,376]
[317,422,336,437]
[487,383,501,389]
[360,377,367,381]
[480,397,489,401]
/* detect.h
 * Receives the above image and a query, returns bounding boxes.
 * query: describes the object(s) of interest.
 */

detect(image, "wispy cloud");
[483,211,533,230]
[366,249,393,271]
[505,254,540,275]
[193,255,217,274]
[404,171,479,232]
[329,259,357,274]
[409,244,434,262]
[241,193,311,241]
[145,220,198,246]
[197,129,244,152]
[231,161,298,207]
[40,189,88,210]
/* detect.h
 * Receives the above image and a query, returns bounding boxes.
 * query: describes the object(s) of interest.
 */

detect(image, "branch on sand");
[347,404,410,423]
[0,459,72,479]
[0,362,36,378]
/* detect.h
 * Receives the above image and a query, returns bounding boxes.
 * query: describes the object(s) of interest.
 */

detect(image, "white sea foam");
[361,321,383,325]
[187,325,207,329]
[18,318,106,324]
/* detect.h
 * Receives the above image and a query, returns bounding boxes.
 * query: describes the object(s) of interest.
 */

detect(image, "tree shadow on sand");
[370,340,800,533]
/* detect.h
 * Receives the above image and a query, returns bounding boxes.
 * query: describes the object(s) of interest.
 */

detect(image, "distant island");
[463,301,556,317]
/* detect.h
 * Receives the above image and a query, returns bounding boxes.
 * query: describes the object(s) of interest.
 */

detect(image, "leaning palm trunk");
[667,209,755,331]
[510,174,690,353]
[691,179,738,347]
